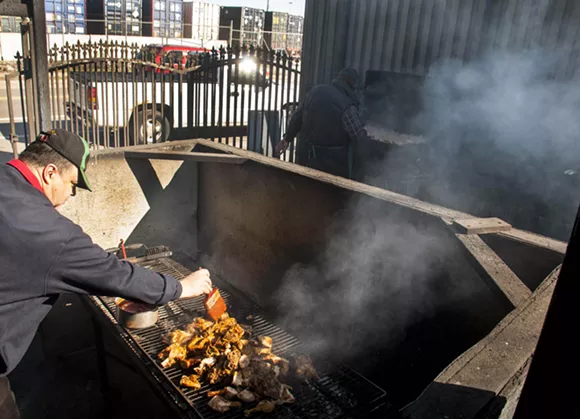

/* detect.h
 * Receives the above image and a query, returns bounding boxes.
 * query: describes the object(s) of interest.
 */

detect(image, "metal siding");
[454,2,473,61]
[416,0,435,73]
[372,0,390,71]
[360,0,378,73]
[404,0,422,72]
[441,0,458,60]
[428,0,446,68]
[301,0,351,95]
[382,0,399,71]
[303,0,580,92]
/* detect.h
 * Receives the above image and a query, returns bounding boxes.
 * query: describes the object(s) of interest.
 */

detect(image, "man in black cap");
[0,129,212,417]
[276,67,372,178]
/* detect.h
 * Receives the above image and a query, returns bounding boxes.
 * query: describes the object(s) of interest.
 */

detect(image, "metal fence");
[13,40,301,161]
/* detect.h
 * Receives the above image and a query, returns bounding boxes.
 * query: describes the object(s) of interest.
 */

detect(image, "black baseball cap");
[37,129,92,192]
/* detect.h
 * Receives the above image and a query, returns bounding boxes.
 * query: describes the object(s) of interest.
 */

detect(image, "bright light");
[240,58,258,75]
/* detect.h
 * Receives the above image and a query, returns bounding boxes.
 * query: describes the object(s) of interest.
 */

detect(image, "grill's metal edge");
[88,295,204,418]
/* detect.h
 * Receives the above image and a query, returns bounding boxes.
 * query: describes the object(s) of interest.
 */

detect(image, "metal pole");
[21,20,37,140]
[229,21,233,47]
[15,54,29,146]
[5,74,19,159]
[27,0,52,132]
[513,203,580,418]
[267,0,270,11]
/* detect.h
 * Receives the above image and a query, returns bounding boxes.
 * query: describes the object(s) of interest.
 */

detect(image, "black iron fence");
[13,40,301,161]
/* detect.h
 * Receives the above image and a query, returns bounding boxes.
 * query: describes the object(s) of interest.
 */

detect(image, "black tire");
[131,109,171,145]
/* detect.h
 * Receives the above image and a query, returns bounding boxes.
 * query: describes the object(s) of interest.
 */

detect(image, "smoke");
[274,198,479,363]
[364,49,580,240]
[273,47,580,371]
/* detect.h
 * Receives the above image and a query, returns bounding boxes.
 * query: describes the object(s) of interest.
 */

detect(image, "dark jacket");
[287,79,359,177]
[0,163,182,376]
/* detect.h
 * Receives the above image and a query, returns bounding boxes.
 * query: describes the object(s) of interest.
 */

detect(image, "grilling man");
[275,68,372,179]
[0,129,213,418]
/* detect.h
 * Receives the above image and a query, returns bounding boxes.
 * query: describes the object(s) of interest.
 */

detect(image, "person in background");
[0,129,213,418]
[275,68,372,179]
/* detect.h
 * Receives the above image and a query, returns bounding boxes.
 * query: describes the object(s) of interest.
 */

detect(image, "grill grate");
[92,256,389,419]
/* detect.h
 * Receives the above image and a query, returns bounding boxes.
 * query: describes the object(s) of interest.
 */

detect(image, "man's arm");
[276,101,304,155]
[342,105,370,143]
[285,101,304,142]
[46,224,184,305]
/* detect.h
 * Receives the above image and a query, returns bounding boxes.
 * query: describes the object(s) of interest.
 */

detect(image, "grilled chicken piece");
[159,343,188,368]
[258,336,273,348]
[179,374,201,389]
[207,389,223,397]
[295,355,319,380]
[244,400,276,416]
[224,349,241,374]
[208,396,241,413]
[239,355,250,369]
[238,389,256,403]
[189,318,214,333]
[194,357,216,376]
[187,336,209,352]
[265,354,290,376]
[163,329,192,345]
[209,387,238,399]
[207,364,222,384]
[179,358,201,370]
[231,370,244,387]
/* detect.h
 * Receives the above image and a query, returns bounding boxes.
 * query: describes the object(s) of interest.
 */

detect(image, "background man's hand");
[275,137,290,155]
[180,269,212,298]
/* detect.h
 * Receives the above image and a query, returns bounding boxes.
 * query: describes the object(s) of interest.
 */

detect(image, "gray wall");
[301,0,580,91]
[60,144,199,253]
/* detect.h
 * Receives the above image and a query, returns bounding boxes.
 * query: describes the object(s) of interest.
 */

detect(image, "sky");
[187,0,306,16]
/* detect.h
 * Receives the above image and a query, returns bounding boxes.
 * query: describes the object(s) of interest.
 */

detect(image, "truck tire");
[132,109,171,145]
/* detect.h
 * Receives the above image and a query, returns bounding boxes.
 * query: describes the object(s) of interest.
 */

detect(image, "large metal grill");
[88,253,393,419]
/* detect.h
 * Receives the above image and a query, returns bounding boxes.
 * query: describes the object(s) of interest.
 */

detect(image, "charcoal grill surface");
[88,254,392,419]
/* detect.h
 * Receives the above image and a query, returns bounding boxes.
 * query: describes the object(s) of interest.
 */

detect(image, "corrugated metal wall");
[300,0,351,95]
[301,0,580,92]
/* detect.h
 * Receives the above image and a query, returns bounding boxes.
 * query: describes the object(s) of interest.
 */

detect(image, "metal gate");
[13,41,300,161]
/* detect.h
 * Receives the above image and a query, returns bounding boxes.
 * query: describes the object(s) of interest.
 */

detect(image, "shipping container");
[141,0,182,38]
[219,6,264,47]
[183,1,219,41]
[45,0,86,34]
[264,11,288,51]
[87,0,141,35]
[287,14,303,33]
[0,16,21,33]
[286,14,303,53]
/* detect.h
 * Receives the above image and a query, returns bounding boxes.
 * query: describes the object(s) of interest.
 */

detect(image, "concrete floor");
[9,294,170,419]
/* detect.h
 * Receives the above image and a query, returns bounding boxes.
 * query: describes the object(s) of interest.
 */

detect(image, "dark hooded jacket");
[287,77,360,177]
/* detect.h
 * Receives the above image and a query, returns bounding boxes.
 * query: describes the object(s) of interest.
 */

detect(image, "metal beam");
[25,0,51,132]
[124,150,248,164]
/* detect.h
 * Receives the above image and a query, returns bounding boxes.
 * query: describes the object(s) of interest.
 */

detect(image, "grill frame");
[84,255,391,419]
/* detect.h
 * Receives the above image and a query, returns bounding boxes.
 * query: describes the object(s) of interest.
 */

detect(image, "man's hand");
[275,137,290,155]
[179,269,212,298]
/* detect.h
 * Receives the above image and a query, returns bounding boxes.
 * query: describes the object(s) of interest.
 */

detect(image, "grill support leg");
[92,318,111,407]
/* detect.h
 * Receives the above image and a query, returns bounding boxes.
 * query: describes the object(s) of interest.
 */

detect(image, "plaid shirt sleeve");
[342,105,369,142]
